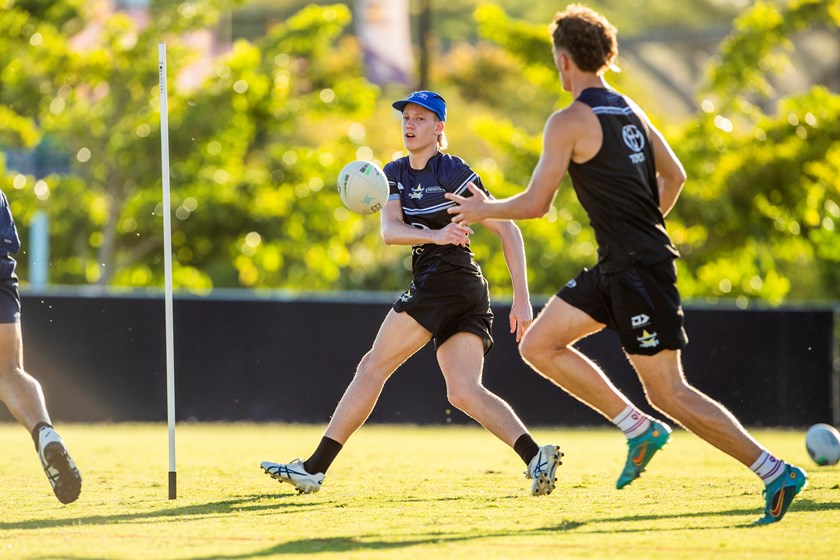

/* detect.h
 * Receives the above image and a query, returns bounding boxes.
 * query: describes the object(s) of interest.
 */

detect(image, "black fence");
[6,292,836,427]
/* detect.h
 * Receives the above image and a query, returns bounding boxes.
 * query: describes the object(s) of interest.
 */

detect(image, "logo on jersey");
[408,184,444,199]
[630,313,651,329]
[637,329,659,349]
[565,279,577,289]
[622,124,646,164]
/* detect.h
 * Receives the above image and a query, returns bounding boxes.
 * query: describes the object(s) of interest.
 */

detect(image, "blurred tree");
[673,0,840,303]
[1,0,837,305]
[2,0,238,286]
[439,0,840,304]
[1,1,408,291]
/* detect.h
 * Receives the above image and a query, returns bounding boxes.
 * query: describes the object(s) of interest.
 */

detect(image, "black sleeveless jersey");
[568,88,679,272]
[0,190,20,255]
[383,152,488,274]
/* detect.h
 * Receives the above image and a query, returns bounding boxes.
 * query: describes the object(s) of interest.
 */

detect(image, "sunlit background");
[1,0,838,306]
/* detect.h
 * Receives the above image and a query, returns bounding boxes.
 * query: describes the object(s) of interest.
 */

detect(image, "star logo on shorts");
[637,330,659,348]
[399,282,416,303]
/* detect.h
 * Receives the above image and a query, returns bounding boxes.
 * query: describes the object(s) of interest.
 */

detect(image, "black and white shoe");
[37,427,82,504]
[260,459,324,494]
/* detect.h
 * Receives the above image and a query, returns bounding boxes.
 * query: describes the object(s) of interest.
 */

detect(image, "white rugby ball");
[337,160,388,215]
[805,423,840,466]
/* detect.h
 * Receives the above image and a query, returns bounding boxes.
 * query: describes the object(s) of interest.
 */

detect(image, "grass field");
[1,423,838,559]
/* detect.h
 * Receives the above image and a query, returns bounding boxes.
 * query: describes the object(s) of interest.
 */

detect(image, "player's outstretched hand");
[434,222,474,247]
[446,183,489,225]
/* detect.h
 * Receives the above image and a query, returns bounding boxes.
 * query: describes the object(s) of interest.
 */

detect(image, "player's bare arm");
[481,216,533,341]
[446,109,579,225]
[647,122,686,217]
[381,198,473,247]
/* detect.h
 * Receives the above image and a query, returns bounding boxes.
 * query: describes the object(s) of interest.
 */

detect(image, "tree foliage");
[1,0,838,305]
[449,0,840,304]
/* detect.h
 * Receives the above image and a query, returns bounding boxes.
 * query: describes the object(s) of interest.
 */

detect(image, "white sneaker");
[525,444,563,496]
[260,459,325,494]
[38,427,82,504]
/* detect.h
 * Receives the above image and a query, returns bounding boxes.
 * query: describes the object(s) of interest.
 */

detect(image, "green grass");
[1,423,838,559]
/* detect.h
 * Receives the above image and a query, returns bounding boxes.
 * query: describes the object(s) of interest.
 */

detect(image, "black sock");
[31,422,52,449]
[514,433,540,467]
[304,437,343,475]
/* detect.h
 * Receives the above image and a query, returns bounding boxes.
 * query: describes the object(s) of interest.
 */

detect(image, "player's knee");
[446,383,481,414]
[646,379,691,413]
[353,353,381,381]
[519,332,564,370]
[518,331,543,366]
[0,364,24,381]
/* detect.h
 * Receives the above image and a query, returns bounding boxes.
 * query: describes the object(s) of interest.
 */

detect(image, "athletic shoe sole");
[42,442,82,504]
[531,445,563,496]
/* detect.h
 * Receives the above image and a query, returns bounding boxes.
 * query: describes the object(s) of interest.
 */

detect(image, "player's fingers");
[516,321,527,342]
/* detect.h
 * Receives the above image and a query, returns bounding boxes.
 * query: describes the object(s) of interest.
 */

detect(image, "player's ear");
[435,120,445,135]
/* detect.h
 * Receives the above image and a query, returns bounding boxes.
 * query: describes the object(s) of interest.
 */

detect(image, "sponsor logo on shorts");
[637,329,659,349]
[565,279,577,288]
[399,282,416,303]
[631,313,651,329]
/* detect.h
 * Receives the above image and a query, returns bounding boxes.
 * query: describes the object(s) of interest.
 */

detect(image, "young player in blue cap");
[261,91,562,496]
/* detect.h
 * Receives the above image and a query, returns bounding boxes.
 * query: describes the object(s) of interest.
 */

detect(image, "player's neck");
[408,145,439,170]
[570,74,610,98]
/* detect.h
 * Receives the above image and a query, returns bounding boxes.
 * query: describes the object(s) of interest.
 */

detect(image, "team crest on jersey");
[622,124,646,164]
[409,184,424,199]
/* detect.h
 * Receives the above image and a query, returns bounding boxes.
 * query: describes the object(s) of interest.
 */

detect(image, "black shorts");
[0,254,21,324]
[393,260,494,355]
[557,259,687,356]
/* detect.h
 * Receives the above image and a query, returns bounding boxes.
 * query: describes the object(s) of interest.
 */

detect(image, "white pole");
[158,42,177,500]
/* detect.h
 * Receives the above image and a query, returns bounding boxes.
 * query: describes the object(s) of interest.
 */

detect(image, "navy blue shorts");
[0,254,21,324]
[558,259,687,356]
[393,260,494,355]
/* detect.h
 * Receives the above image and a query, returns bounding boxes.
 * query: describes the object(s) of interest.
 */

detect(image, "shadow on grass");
[13,495,839,559]
[179,522,586,560]
[0,494,321,531]
[570,498,840,533]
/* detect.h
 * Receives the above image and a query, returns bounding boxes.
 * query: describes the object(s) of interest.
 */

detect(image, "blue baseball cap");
[392,91,447,122]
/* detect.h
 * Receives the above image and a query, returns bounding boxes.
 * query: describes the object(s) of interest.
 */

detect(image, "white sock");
[750,451,784,485]
[611,405,651,439]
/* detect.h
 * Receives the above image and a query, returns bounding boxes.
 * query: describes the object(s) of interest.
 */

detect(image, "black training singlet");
[567,88,679,272]
[0,190,20,255]
[383,152,488,273]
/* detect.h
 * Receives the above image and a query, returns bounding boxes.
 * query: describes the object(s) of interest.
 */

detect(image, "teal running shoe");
[616,420,671,489]
[753,464,808,525]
